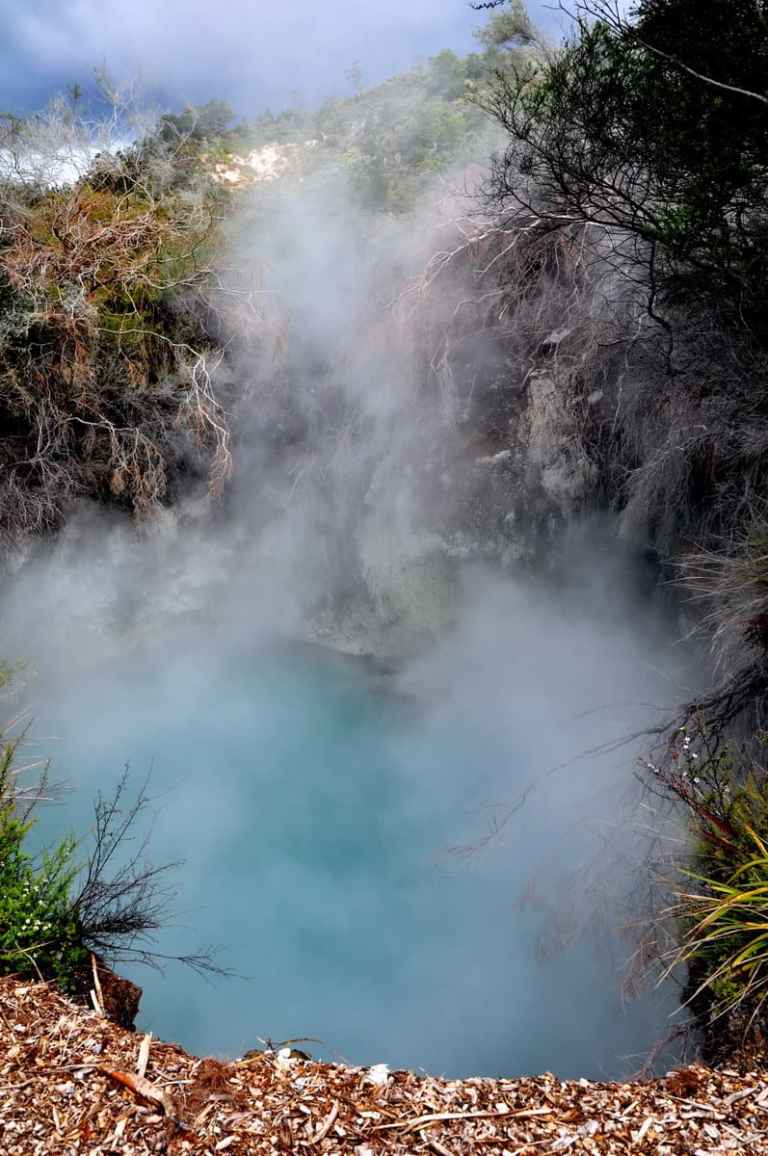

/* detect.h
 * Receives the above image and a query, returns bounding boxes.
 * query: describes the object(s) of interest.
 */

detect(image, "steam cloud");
[5,127,699,1077]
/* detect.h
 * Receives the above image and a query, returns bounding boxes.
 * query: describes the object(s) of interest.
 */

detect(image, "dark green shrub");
[0,735,88,988]
[0,721,223,994]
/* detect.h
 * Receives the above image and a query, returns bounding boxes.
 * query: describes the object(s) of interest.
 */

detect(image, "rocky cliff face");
[151,202,665,657]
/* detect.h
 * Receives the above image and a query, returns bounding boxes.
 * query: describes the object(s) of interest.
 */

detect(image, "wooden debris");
[1,975,767,1153]
[310,1098,339,1144]
[100,1066,167,1108]
[137,1031,152,1078]
[373,1106,554,1133]
[89,952,105,1018]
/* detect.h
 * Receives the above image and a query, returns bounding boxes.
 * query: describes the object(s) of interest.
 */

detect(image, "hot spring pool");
[28,622,684,1079]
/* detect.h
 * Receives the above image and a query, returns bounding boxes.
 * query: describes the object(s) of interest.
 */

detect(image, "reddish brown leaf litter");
[2,978,768,1154]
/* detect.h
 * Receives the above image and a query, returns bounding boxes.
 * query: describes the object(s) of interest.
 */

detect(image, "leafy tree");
[345,62,364,96]
[481,0,768,338]
[464,51,489,82]
[474,0,534,50]
[427,50,468,99]
[158,99,235,144]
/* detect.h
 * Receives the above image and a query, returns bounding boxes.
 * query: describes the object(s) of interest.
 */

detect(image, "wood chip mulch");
[2,977,768,1155]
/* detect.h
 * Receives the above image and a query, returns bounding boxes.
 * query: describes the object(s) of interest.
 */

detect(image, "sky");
[0,0,569,117]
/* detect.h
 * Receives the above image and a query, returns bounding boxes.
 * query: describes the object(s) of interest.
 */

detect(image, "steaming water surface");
[30,612,685,1079]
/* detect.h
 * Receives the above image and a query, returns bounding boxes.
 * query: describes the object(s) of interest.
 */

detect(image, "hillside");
[0,48,504,551]
[212,52,500,209]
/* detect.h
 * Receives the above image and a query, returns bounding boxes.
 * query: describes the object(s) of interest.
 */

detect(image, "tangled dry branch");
[0,137,233,548]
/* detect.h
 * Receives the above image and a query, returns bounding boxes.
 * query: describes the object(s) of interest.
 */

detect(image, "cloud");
[0,0,471,112]
[0,0,563,114]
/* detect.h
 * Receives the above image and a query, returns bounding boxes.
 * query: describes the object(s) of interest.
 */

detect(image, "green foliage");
[342,90,481,211]
[0,660,23,692]
[0,708,224,993]
[655,725,768,1035]
[483,0,768,336]
[426,50,469,100]
[474,1,534,51]
[157,99,235,144]
[246,106,312,146]
[236,42,504,212]
[325,64,491,211]
[0,736,87,988]
[677,821,768,1019]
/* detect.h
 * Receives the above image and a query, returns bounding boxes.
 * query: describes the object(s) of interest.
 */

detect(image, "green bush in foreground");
[659,729,768,1033]
[0,719,223,995]
[0,734,88,989]
[676,825,768,1020]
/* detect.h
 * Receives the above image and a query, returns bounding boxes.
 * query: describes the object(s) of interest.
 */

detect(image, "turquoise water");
[30,627,682,1078]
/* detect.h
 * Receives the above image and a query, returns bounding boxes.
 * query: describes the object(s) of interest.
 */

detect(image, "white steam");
[2,134,700,1075]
